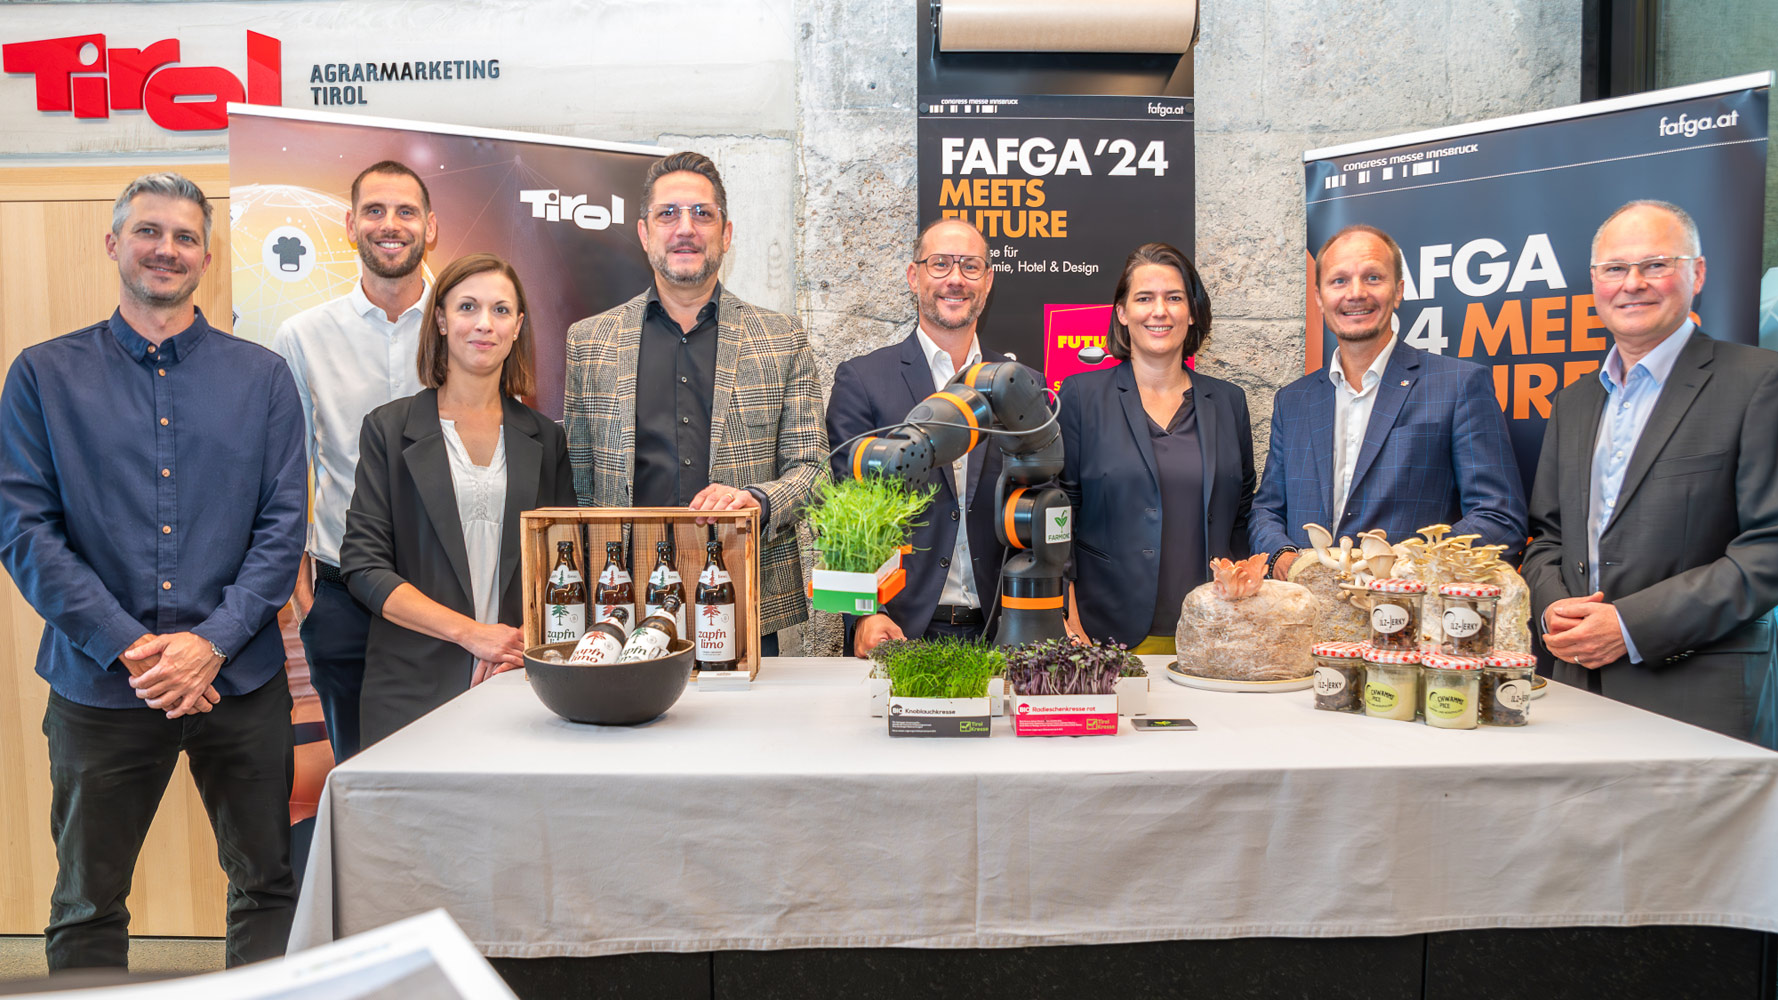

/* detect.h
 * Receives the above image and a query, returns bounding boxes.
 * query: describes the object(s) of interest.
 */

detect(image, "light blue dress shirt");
[1588,319,1695,663]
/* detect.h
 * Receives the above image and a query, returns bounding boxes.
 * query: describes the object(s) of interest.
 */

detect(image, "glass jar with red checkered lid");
[1479,650,1536,727]
[1420,651,1484,729]
[1365,578,1426,651]
[1362,646,1421,721]
[1437,582,1502,655]
[1311,641,1367,713]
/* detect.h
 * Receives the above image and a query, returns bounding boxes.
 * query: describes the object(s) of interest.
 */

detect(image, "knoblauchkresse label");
[1313,665,1348,696]
[544,565,586,644]
[1370,602,1410,634]
[1443,606,1484,638]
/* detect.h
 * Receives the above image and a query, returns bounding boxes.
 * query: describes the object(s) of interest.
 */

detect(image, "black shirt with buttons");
[634,283,721,506]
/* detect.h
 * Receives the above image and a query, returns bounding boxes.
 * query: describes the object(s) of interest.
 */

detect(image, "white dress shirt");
[272,280,430,566]
[914,325,983,610]
[439,420,508,627]
[1327,334,1399,528]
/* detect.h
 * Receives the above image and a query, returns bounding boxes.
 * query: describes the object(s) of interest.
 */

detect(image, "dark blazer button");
[951,511,959,521]
[939,557,951,568]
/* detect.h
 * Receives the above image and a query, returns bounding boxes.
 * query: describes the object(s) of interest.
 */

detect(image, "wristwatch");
[1265,546,1299,577]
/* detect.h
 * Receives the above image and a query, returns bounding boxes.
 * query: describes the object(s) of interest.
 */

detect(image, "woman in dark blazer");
[342,253,575,747]
[1059,243,1255,653]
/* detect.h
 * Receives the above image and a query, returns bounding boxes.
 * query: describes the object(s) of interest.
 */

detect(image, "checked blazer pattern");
[1249,341,1526,556]
[563,287,827,635]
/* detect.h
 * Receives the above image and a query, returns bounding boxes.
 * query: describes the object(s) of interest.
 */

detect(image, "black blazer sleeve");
[340,406,408,615]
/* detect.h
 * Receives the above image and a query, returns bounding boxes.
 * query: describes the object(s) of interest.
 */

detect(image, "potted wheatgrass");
[807,475,935,616]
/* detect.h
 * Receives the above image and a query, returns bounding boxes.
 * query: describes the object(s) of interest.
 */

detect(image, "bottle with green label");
[542,540,587,644]
[618,593,683,662]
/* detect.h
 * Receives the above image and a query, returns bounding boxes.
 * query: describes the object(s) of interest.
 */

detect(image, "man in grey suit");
[1524,199,1778,748]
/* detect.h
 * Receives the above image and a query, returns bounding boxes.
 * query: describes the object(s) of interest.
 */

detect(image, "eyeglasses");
[1589,255,1697,283]
[915,254,988,279]
[649,203,722,227]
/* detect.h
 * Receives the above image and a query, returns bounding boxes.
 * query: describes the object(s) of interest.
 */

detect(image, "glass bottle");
[542,540,587,644]
[568,607,632,665]
[645,539,687,637]
[619,594,682,662]
[594,540,636,631]
[694,532,738,671]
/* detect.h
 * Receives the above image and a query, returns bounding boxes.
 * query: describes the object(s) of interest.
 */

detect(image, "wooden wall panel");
[1,163,235,936]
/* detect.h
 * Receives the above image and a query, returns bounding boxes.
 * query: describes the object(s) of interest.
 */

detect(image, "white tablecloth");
[288,657,1778,958]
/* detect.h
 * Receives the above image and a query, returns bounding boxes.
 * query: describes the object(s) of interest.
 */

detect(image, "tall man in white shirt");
[272,160,436,762]
[1525,200,1778,747]
[826,219,1012,655]
[1250,224,1526,578]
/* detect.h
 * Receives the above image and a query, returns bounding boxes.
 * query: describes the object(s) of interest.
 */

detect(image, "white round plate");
[1165,662,1313,692]
[1530,675,1549,700]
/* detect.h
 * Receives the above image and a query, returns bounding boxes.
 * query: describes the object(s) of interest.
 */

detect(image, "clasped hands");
[1542,591,1627,669]
[124,632,223,718]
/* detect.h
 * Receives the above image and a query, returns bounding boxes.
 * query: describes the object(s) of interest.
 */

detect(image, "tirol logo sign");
[3,31,281,131]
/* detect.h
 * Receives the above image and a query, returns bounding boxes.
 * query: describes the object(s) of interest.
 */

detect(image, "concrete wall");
[784,0,1581,464]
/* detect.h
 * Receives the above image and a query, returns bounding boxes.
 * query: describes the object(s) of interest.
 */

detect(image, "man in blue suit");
[826,219,1009,655]
[1252,224,1526,579]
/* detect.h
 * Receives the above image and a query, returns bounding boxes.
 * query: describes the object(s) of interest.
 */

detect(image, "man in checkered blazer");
[563,152,825,646]
[1251,224,1526,580]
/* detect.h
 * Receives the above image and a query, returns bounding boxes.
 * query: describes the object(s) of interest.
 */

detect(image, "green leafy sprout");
[808,474,936,574]
[877,637,1003,699]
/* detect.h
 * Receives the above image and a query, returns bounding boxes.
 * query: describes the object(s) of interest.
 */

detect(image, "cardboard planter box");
[810,549,907,615]
[870,677,1003,718]
[520,507,762,680]
[887,696,992,737]
[1009,694,1120,736]
[1116,675,1149,717]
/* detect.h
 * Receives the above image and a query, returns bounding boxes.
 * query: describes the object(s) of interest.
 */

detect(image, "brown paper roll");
[938,0,1196,54]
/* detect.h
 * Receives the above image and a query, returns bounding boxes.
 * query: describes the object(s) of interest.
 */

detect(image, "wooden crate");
[520,507,762,679]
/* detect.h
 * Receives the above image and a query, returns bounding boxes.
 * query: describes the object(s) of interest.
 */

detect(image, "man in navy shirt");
[0,173,306,969]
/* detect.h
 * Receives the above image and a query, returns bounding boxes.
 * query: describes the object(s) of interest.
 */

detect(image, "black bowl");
[524,638,695,725]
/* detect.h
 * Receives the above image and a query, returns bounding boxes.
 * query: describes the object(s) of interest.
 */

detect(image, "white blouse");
[438,419,507,626]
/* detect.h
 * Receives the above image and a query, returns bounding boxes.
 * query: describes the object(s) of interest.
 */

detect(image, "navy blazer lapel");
[1308,379,1335,522]
[400,390,475,605]
[1346,343,1417,500]
[498,398,543,600]
[1114,363,1160,490]
[1608,331,1712,523]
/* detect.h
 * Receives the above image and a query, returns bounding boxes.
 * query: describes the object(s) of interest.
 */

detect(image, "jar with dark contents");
[1420,652,1483,729]
[1362,647,1421,721]
[1479,650,1536,726]
[1438,582,1501,655]
[1365,579,1426,651]
[1311,641,1367,713]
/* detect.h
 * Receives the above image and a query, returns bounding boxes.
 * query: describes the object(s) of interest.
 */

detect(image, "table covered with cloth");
[288,657,1778,958]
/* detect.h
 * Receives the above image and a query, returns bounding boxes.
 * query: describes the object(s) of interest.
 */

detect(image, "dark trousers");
[920,619,990,642]
[43,676,296,970]
[300,575,371,763]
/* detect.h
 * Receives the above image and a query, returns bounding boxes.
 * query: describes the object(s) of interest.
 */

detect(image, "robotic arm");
[843,361,1069,646]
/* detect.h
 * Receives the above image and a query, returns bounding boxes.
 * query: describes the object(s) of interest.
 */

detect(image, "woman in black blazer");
[342,253,575,748]
[1059,243,1255,653]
